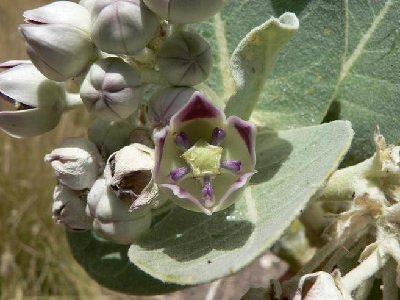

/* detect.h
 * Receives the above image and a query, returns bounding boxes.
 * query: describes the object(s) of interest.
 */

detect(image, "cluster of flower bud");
[0,0,259,244]
[44,137,166,244]
[0,0,224,136]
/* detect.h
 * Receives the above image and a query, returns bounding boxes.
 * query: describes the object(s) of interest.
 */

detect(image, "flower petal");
[154,127,169,177]
[212,172,255,213]
[160,183,212,215]
[23,1,91,32]
[170,92,225,131]
[0,107,62,138]
[0,60,32,69]
[0,63,62,108]
[225,116,257,171]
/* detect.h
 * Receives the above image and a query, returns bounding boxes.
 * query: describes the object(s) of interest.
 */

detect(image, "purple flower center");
[170,166,190,182]
[211,127,225,146]
[221,160,241,173]
[175,132,192,151]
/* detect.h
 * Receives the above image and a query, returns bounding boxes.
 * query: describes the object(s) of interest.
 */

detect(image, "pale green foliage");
[127,121,353,285]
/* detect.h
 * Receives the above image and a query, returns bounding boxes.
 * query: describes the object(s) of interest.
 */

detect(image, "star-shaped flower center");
[181,139,223,178]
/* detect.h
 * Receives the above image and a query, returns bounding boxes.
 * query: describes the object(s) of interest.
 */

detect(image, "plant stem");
[382,258,398,300]
[353,277,375,300]
[342,246,389,293]
[317,156,380,202]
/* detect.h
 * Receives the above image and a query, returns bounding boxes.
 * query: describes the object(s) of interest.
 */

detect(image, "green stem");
[317,155,381,202]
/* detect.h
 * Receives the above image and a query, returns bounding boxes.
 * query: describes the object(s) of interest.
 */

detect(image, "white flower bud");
[87,177,152,244]
[104,143,166,209]
[0,62,65,138]
[143,0,225,23]
[148,86,195,128]
[52,184,92,231]
[80,57,142,122]
[156,31,212,86]
[79,0,96,13]
[19,1,96,82]
[92,0,159,55]
[45,138,102,191]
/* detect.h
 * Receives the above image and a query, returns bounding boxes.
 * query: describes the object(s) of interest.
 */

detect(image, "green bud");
[156,31,212,86]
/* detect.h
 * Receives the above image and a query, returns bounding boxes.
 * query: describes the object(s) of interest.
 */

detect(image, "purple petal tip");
[221,160,241,173]
[171,92,225,129]
[175,132,191,150]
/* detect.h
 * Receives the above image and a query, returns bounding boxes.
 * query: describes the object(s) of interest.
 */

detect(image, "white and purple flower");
[154,92,256,215]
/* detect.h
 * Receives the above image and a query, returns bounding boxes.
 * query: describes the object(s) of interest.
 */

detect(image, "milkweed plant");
[1,0,400,299]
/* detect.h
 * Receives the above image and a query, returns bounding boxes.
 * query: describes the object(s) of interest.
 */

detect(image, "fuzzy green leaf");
[67,230,184,295]
[224,12,299,120]
[128,121,353,285]
[194,0,345,128]
[330,0,400,163]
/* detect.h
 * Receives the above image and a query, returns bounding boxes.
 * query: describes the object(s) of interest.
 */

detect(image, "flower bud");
[156,31,212,86]
[91,0,159,55]
[104,143,166,210]
[294,272,343,300]
[45,138,102,191]
[80,57,142,122]
[148,86,195,128]
[79,0,96,13]
[19,1,95,82]
[143,0,225,24]
[0,62,65,138]
[154,92,256,215]
[52,184,92,231]
[86,177,152,244]
[88,118,133,158]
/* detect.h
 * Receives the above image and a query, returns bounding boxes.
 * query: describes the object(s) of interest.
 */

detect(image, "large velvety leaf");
[67,230,184,295]
[224,12,299,120]
[128,121,353,285]
[194,0,345,128]
[330,0,400,162]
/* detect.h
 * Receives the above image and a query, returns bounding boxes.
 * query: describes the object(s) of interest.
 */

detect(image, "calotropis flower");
[154,92,256,215]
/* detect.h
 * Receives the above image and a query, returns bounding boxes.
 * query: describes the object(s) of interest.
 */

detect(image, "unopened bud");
[52,184,92,231]
[156,31,212,86]
[104,143,166,209]
[143,0,225,24]
[148,86,195,128]
[0,62,65,138]
[92,0,159,55]
[80,57,142,121]
[19,1,95,81]
[45,138,102,191]
[86,177,152,244]
[88,117,133,158]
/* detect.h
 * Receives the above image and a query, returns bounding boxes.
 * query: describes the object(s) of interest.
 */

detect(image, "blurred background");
[0,1,287,299]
